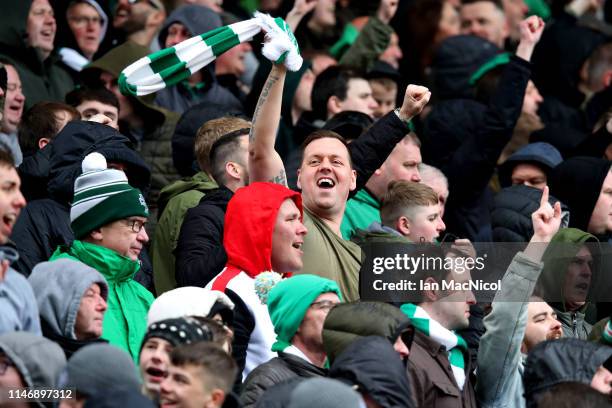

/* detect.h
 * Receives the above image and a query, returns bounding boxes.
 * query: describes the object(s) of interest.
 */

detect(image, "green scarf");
[401,303,468,390]
[50,241,154,361]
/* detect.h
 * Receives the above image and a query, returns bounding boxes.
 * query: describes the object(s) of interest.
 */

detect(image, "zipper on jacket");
[572,312,577,335]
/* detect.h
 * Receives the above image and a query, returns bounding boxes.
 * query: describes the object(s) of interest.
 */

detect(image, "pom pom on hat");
[81,152,108,173]
[254,271,282,305]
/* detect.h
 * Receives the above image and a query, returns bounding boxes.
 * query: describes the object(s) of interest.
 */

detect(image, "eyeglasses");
[310,300,339,311]
[123,219,147,233]
[68,15,102,27]
[128,0,161,10]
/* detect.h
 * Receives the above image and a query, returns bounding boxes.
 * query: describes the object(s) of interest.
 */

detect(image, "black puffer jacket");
[491,184,569,242]
[329,336,415,408]
[18,147,53,202]
[423,55,532,241]
[240,352,326,408]
[523,338,612,408]
[174,186,232,287]
[12,121,151,276]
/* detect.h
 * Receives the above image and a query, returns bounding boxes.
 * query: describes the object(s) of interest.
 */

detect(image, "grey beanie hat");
[288,378,364,408]
[59,343,141,396]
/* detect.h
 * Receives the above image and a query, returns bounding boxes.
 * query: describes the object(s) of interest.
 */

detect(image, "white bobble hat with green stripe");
[119,12,302,97]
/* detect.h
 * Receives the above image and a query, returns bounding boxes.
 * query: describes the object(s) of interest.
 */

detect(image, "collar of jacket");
[354,188,380,208]
[52,240,140,283]
[414,330,448,357]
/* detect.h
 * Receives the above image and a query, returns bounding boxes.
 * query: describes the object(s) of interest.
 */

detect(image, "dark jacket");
[18,146,53,202]
[172,104,244,177]
[322,302,412,365]
[11,121,151,276]
[491,184,568,242]
[240,352,326,408]
[329,336,415,408]
[0,0,74,109]
[254,377,305,408]
[523,338,612,408]
[531,12,608,108]
[549,157,611,232]
[175,186,232,287]
[423,55,533,241]
[154,5,243,115]
[408,331,478,408]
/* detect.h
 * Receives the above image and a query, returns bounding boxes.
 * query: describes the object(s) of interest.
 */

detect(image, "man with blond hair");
[153,116,251,294]
[173,117,252,288]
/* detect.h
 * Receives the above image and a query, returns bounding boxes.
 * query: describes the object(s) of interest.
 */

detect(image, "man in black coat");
[11,121,151,279]
[423,16,545,241]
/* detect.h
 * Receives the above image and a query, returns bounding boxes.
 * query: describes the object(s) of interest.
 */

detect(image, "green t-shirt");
[298,208,362,301]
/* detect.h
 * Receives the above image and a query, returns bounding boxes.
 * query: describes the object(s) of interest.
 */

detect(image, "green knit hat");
[70,152,149,239]
[267,274,342,352]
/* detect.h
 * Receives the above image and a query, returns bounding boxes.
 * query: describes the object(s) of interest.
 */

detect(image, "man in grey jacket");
[0,146,39,335]
[476,185,563,408]
[28,258,109,358]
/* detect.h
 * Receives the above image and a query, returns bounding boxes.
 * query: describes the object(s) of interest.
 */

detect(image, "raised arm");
[248,63,289,186]
[477,186,560,406]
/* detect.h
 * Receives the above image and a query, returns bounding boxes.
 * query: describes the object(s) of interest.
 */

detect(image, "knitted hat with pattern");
[70,152,149,238]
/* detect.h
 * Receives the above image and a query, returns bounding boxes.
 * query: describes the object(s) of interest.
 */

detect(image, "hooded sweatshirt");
[0,266,41,335]
[0,0,74,109]
[538,228,599,339]
[497,142,564,188]
[154,5,243,115]
[206,182,302,380]
[549,157,611,233]
[0,332,66,408]
[49,241,154,362]
[152,171,218,294]
[523,338,612,408]
[329,336,415,408]
[28,258,109,358]
[56,0,108,73]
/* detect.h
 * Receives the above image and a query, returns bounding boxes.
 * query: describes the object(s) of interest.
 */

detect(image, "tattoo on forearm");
[249,73,280,142]
[269,169,288,187]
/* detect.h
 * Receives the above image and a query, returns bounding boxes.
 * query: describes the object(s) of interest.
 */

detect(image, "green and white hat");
[70,152,149,239]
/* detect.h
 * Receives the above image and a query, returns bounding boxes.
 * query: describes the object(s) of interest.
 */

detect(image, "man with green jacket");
[49,151,154,361]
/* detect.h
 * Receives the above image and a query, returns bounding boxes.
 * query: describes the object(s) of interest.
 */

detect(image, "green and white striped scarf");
[119,12,302,97]
[401,303,468,390]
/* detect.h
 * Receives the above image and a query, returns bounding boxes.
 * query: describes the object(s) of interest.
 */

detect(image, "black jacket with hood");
[491,184,568,242]
[0,0,75,109]
[154,4,243,115]
[175,186,233,287]
[11,121,151,277]
[523,338,612,408]
[422,55,533,241]
[329,336,415,408]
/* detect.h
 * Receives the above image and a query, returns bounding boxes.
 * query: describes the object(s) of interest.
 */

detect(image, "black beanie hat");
[549,157,611,231]
[140,317,213,353]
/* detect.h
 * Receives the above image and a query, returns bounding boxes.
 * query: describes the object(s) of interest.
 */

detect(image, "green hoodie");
[152,172,218,294]
[50,241,154,361]
[0,0,75,109]
[539,228,599,340]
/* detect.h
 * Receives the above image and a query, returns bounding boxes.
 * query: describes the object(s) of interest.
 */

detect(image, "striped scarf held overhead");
[401,303,469,390]
[119,12,302,97]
